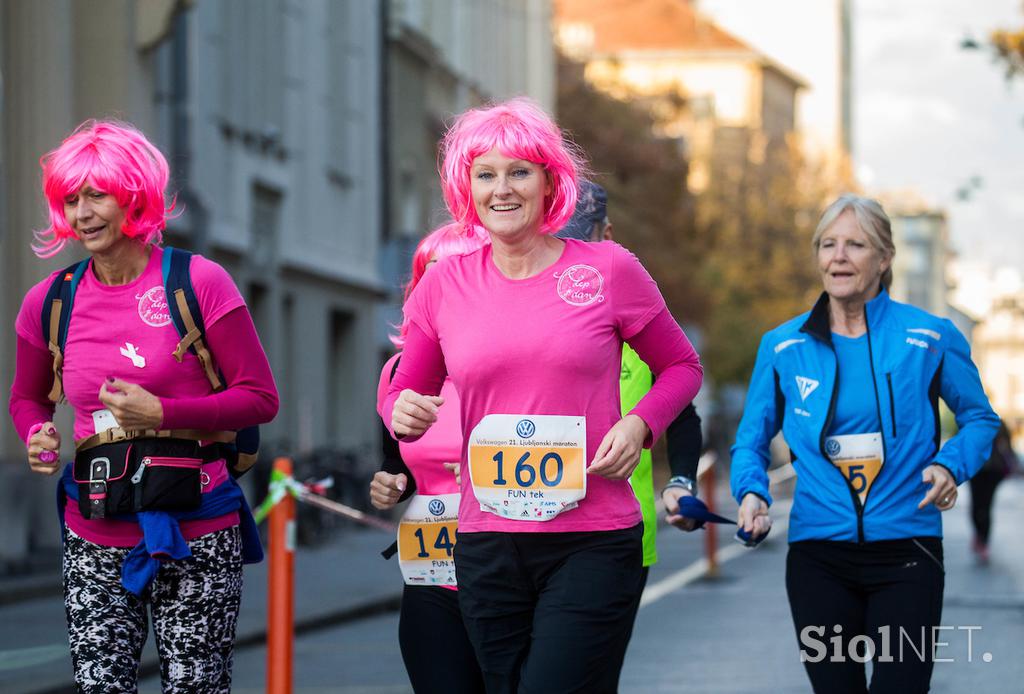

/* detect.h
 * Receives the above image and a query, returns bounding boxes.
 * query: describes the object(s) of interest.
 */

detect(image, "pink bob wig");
[391,222,490,348]
[438,97,586,235]
[34,119,175,258]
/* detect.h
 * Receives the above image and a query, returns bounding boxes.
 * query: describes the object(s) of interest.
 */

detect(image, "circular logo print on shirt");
[428,498,446,516]
[137,286,172,327]
[555,264,605,306]
[826,438,842,457]
[516,419,536,439]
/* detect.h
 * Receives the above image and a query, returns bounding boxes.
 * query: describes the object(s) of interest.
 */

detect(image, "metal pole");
[267,457,295,694]
[703,462,719,576]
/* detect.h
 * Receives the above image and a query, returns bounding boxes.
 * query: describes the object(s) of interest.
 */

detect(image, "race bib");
[825,432,884,503]
[92,409,119,434]
[468,414,586,521]
[397,493,459,586]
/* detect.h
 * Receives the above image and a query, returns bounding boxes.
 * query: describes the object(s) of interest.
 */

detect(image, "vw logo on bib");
[826,438,841,457]
[428,498,446,516]
[516,419,536,439]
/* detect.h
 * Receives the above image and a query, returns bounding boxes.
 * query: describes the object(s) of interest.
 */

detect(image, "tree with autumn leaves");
[557,53,830,389]
[992,3,1024,78]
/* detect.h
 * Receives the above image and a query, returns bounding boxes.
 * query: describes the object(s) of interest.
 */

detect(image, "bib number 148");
[413,525,454,558]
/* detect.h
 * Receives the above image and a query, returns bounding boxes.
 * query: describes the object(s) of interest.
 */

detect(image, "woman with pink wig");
[382,98,703,691]
[8,120,278,693]
[371,222,489,693]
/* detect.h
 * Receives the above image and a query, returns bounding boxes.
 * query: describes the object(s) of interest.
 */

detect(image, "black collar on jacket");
[800,291,833,345]
[799,285,891,346]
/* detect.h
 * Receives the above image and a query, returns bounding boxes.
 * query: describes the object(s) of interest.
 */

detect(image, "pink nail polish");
[47,426,56,435]
[39,450,57,464]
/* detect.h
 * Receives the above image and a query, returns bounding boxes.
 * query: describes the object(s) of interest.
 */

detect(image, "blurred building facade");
[694,0,854,185]
[0,0,555,570]
[974,294,1024,444]
[888,207,952,318]
[381,0,554,355]
[553,0,805,194]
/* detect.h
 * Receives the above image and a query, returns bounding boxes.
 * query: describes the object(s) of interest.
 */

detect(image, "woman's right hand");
[737,492,772,540]
[391,389,445,437]
[370,471,408,510]
[27,422,62,476]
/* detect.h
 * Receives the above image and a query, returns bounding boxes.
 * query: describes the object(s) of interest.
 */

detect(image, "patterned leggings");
[62,526,244,694]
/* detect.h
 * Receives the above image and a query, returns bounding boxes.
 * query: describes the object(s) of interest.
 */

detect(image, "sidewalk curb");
[0,577,61,607]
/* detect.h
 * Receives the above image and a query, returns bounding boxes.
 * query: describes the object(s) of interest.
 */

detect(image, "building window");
[326,1,364,187]
[250,183,282,270]
[327,310,355,449]
[219,0,286,151]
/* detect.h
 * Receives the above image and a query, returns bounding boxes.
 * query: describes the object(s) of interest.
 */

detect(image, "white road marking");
[0,643,68,671]
[640,499,793,608]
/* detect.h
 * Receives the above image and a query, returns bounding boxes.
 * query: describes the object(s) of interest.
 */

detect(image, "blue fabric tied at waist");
[58,464,263,596]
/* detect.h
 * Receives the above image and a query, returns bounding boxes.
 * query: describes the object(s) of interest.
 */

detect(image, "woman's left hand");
[919,464,958,511]
[98,378,164,430]
[588,414,649,480]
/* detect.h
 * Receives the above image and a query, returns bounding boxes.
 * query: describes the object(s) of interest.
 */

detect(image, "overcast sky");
[697,0,1024,312]
[855,0,1024,276]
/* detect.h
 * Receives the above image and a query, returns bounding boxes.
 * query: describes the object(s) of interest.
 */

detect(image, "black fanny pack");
[73,438,220,520]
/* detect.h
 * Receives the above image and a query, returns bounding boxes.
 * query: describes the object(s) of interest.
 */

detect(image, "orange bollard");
[702,463,719,576]
[267,457,295,694]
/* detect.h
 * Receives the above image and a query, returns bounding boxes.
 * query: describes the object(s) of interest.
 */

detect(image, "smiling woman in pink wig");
[382,98,703,692]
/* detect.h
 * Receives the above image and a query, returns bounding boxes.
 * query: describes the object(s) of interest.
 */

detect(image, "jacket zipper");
[886,373,897,438]
[863,304,888,543]
[818,342,866,543]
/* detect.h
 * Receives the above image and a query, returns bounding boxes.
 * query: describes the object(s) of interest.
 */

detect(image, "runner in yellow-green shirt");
[557,182,704,685]
[620,343,703,567]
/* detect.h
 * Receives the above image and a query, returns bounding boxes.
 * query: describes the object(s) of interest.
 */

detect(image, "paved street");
[3,478,1023,693]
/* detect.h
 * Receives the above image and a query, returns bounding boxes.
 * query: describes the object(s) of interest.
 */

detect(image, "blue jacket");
[731,289,999,543]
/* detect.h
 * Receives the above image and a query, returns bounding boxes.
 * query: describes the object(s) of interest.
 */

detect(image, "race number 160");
[491,450,564,487]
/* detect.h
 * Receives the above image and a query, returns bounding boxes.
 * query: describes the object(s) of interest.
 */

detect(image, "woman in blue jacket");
[731,194,998,693]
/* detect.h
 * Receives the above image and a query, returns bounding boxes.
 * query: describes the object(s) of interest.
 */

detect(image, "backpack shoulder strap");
[162,247,223,391]
[162,247,260,477]
[41,259,89,403]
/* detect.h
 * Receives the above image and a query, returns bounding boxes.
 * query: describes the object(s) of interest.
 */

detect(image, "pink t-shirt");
[377,354,461,497]
[14,247,250,546]
[385,240,703,533]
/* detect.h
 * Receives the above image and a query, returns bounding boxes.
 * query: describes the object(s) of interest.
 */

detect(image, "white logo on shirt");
[137,286,172,327]
[907,328,940,341]
[774,338,805,353]
[796,376,819,401]
[554,264,605,306]
[120,342,146,368]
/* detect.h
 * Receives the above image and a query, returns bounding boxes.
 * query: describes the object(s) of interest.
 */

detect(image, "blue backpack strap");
[162,247,259,476]
[40,259,89,403]
[162,247,223,391]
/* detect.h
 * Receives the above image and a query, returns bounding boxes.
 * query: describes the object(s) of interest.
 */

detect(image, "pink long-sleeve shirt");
[378,354,462,498]
[10,246,279,546]
[383,239,702,534]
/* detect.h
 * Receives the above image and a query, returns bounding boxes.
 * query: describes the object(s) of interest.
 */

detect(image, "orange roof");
[554,0,751,53]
